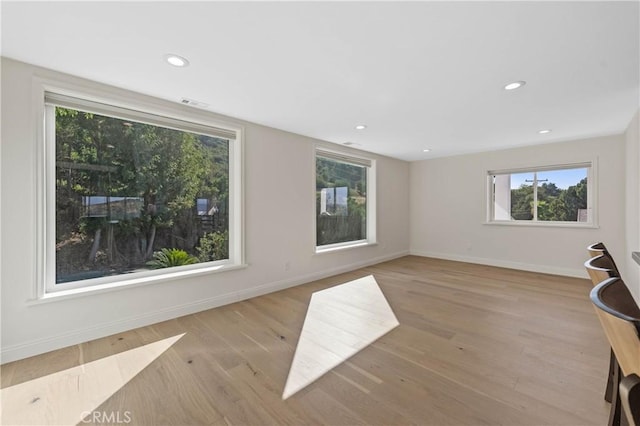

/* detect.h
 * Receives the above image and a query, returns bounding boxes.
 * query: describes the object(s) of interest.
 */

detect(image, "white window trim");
[313,147,377,253]
[34,78,245,300]
[485,160,598,228]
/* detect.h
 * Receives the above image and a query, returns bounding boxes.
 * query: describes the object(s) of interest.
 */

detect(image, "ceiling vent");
[180,98,209,109]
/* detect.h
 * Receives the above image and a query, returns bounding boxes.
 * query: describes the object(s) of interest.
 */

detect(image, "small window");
[488,163,594,225]
[315,149,376,250]
[44,92,241,293]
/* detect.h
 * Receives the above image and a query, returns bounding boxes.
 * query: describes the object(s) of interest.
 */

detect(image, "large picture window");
[44,92,241,293]
[315,149,376,250]
[488,163,594,225]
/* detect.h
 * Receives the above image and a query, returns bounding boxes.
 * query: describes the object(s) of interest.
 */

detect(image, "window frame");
[36,82,245,299]
[314,147,377,253]
[485,161,598,228]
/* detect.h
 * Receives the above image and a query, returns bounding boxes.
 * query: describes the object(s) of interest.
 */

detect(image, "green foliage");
[146,248,199,269]
[55,105,230,280]
[196,231,229,262]
[510,178,587,221]
[79,216,107,234]
[316,158,365,191]
[347,195,366,219]
[510,184,533,220]
[316,157,367,245]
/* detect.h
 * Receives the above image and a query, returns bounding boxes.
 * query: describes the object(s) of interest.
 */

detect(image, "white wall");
[409,136,626,278]
[0,58,411,363]
[624,111,640,304]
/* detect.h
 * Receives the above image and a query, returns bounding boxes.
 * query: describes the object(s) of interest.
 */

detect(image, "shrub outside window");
[44,92,239,293]
[315,149,376,250]
[488,163,594,225]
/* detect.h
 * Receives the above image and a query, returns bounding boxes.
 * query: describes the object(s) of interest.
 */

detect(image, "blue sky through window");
[510,168,587,190]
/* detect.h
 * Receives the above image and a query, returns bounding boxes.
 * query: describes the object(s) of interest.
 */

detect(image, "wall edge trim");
[409,250,587,279]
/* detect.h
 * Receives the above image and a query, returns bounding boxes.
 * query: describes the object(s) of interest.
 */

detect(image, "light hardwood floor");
[283,275,399,399]
[1,256,611,425]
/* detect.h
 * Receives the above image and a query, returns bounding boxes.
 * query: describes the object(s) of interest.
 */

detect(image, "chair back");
[585,254,619,286]
[587,242,620,274]
[588,242,608,257]
[590,277,640,377]
[620,374,640,426]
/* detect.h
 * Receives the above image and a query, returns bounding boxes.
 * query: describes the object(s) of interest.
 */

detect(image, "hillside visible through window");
[316,156,367,246]
[492,167,589,223]
[54,106,230,284]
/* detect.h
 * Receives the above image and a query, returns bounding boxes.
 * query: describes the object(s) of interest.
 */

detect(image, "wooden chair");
[621,375,640,426]
[591,277,640,426]
[587,242,620,274]
[588,241,608,256]
[585,253,621,402]
[585,253,619,287]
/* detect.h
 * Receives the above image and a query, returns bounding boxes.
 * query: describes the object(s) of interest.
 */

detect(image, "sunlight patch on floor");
[0,333,184,425]
[282,275,399,399]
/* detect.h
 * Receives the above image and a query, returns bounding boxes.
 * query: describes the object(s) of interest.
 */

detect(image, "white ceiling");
[2,1,639,161]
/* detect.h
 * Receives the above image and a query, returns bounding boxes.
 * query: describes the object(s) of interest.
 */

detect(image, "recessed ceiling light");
[538,129,552,134]
[504,81,526,91]
[164,54,190,67]
[355,124,367,130]
[423,149,431,152]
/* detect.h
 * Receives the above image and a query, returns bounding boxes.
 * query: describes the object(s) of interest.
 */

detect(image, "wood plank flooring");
[282,275,399,399]
[1,256,611,425]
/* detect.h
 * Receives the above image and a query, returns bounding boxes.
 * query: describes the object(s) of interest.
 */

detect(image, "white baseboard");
[1,250,409,364]
[409,250,588,279]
